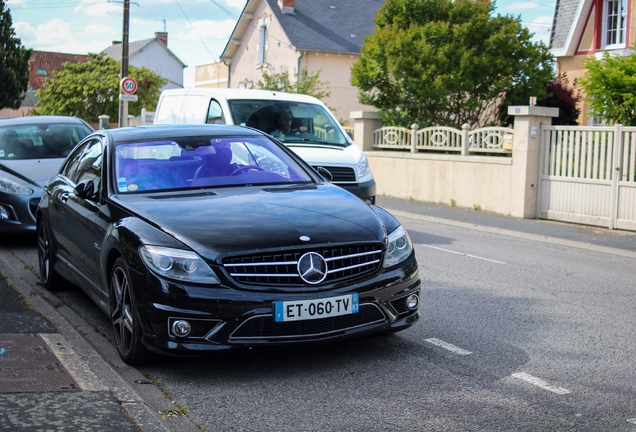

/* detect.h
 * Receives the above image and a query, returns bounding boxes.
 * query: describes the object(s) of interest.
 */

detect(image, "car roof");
[0,115,90,126]
[102,124,266,143]
[158,88,323,104]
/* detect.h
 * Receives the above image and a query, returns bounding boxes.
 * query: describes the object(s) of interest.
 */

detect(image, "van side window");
[207,100,226,124]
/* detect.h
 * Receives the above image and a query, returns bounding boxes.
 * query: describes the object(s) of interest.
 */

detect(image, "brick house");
[0,51,89,118]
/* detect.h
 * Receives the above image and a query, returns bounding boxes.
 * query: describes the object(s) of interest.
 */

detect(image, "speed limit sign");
[120,77,138,95]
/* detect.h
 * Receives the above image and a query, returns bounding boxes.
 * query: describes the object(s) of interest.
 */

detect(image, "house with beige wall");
[550,0,635,124]
[218,0,384,123]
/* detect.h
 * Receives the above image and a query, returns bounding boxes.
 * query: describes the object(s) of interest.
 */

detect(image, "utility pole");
[118,0,130,127]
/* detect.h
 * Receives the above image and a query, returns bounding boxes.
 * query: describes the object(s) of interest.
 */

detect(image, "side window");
[74,140,103,190]
[64,139,103,189]
[62,141,90,180]
[206,99,225,124]
[257,17,269,66]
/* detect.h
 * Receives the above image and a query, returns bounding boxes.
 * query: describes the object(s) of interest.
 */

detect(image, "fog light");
[406,294,419,310]
[171,320,191,337]
[0,205,9,220]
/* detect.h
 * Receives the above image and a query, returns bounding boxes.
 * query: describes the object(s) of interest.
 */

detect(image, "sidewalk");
[0,247,199,432]
[0,197,633,431]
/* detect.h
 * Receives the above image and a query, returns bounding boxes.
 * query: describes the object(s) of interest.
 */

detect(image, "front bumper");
[131,253,420,356]
[336,179,376,204]
[0,195,39,235]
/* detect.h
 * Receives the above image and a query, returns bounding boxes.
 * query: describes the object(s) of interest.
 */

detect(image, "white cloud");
[225,0,247,8]
[5,0,27,7]
[74,0,119,16]
[176,19,236,41]
[84,23,116,37]
[527,15,553,44]
[503,2,540,12]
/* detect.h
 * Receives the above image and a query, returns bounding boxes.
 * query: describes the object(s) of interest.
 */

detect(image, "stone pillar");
[98,115,110,130]
[350,111,382,152]
[508,105,559,218]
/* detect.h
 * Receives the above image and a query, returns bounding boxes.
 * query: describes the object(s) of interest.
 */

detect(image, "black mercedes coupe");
[37,124,420,364]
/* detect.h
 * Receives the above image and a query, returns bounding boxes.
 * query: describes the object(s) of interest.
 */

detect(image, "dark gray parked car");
[0,115,93,235]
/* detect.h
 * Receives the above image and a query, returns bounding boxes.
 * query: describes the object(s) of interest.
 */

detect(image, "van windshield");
[229,100,349,147]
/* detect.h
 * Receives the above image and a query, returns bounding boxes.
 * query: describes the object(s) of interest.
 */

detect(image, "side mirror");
[314,166,333,182]
[75,179,95,199]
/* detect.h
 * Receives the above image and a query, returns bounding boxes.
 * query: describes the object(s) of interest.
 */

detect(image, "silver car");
[0,115,93,235]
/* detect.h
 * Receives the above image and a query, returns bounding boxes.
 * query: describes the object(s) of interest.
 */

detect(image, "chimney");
[28,59,36,90]
[155,32,168,46]
[278,0,294,14]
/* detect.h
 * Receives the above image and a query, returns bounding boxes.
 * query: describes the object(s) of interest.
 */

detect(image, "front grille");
[230,303,386,340]
[311,165,356,183]
[222,243,383,287]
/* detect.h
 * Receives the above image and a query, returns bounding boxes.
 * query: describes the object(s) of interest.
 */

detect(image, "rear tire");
[110,257,152,365]
[37,219,60,291]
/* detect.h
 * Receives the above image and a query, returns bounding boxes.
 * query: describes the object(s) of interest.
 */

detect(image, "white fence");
[371,124,513,155]
[539,124,636,230]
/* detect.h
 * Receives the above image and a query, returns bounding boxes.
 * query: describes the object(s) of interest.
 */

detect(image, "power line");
[173,0,216,59]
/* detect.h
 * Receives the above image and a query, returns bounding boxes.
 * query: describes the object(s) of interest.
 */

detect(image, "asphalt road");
[2,211,635,431]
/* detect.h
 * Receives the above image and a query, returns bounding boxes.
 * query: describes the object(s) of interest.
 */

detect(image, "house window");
[257,17,269,66]
[604,0,626,47]
[37,68,48,76]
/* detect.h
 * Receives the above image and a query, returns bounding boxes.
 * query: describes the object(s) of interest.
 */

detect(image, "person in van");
[270,112,307,139]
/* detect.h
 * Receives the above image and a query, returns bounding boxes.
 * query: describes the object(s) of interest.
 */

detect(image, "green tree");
[33,53,166,122]
[351,0,554,128]
[255,65,330,100]
[0,0,32,110]
[579,50,636,126]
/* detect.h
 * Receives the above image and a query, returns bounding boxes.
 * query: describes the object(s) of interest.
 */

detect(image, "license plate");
[274,294,359,322]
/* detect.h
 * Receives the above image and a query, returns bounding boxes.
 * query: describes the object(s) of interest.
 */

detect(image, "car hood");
[284,143,362,166]
[0,158,64,187]
[115,184,386,258]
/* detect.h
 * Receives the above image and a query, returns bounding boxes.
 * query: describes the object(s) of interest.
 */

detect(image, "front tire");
[110,257,152,365]
[37,219,60,291]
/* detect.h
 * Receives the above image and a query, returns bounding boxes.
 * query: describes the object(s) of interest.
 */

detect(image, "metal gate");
[538,124,636,231]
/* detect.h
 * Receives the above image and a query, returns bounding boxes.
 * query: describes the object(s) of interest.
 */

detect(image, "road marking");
[511,372,571,395]
[424,338,472,355]
[627,418,636,425]
[420,244,506,264]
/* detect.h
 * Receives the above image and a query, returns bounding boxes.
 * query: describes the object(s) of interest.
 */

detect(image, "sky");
[6,0,556,88]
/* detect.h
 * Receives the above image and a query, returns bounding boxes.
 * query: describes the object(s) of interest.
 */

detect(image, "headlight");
[356,153,369,177]
[0,177,34,195]
[383,225,413,268]
[139,245,220,284]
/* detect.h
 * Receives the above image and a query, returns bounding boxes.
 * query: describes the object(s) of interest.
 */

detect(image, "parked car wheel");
[37,220,60,291]
[110,258,151,365]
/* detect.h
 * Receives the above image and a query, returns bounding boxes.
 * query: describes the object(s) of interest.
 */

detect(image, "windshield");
[0,122,93,160]
[114,135,314,193]
[229,99,349,146]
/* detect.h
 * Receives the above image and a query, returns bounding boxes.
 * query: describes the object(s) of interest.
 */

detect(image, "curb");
[0,249,199,432]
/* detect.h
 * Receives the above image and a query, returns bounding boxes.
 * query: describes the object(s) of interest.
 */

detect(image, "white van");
[153,88,376,204]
